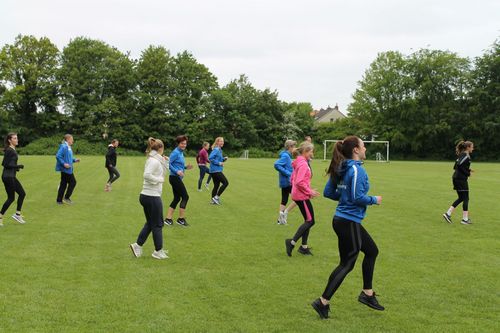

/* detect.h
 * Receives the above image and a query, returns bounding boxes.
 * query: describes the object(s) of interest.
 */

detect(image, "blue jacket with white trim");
[274,150,293,188]
[55,142,76,174]
[323,159,377,223]
[169,147,186,178]
[209,147,224,173]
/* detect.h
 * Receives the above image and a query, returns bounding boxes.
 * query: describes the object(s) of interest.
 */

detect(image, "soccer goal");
[323,140,390,162]
[240,150,249,159]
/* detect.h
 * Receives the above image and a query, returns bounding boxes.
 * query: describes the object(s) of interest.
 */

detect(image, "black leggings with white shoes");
[211,172,229,198]
[322,216,379,300]
[1,176,26,215]
[292,200,315,245]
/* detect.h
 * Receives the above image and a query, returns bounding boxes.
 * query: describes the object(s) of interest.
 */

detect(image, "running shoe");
[129,243,143,258]
[311,298,330,319]
[442,213,452,224]
[177,218,189,227]
[358,291,385,311]
[152,249,169,260]
[461,219,472,225]
[285,238,294,257]
[298,246,313,255]
[63,198,73,205]
[11,214,26,224]
[164,218,173,226]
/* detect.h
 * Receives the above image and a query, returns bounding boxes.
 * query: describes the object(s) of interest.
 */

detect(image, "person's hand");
[375,196,382,205]
[223,157,228,161]
[186,164,193,170]
[64,163,70,169]
[109,164,113,168]
[177,170,184,177]
[220,162,224,166]
[18,164,24,169]
[311,190,320,198]
[75,159,81,163]
[163,156,169,161]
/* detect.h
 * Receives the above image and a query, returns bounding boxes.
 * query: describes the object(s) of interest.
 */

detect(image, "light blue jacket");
[209,147,224,173]
[55,142,76,174]
[274,150,293,188]
[169,147,186,179]
[323,160,378,223]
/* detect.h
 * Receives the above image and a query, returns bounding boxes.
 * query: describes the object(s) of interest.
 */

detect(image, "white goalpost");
[240,150,249,159]
[323,140,390,162]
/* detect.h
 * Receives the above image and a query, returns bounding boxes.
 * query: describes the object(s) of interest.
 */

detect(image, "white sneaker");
[211,197,220,205]
[0,216,3,227]
[152,249,169,260]
[198,188,202,192]
[12,214,26,224]
[130,243,143,257]
[282,211,288,224]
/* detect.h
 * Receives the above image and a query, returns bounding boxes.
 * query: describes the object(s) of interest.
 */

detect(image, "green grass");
[0,157,498,332]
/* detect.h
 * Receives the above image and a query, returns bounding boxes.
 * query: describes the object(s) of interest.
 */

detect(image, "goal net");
[240,150,249,159]
[323,140,390,162]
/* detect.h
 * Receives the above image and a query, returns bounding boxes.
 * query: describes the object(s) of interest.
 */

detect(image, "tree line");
[1,34,498,159]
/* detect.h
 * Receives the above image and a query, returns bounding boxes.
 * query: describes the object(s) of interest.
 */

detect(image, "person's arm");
[457,155,471,177]
[294,164,313,197]
[274,155,292,177]
[105,149,113,167]
[144,159,164,184]
[209,149,221,165]
[3,149,23,170]
[351,166,377,206]
[169,151,183,175]
[56,145,67,166]
[323,177,340,201]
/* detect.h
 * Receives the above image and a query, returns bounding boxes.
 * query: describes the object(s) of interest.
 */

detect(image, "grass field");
[0,156,498,333]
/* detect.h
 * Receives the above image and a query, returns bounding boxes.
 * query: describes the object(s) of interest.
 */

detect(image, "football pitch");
[0,156,498,332]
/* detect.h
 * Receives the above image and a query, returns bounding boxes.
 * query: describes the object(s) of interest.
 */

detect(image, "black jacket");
[105,145,117,168]
[2,147,23,178]
[452,152,471,180]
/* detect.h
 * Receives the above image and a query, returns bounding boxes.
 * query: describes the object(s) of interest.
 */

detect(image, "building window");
[330,118,334,122]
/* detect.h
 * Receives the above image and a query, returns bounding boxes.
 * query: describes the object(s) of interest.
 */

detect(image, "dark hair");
[326,136,361,182]
[146,137,164,154]
[111,139,119,144]
[176,135,188,144]
[4,132,17,150]
[455,140,473,155]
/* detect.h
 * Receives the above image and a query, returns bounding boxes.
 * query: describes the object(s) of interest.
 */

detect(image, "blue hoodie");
[274,150,293,188]
[169,147,186,178]
[323,160,378,223]
[55,142,76,174]
[209,147,224,173]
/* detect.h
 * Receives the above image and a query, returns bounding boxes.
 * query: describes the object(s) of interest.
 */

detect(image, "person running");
[196,142,211,191]
[130,137,169,260]
[209,137,229,205]
[0,133,27,226]
[55,134,80,205]
[311,136,384,320]
[285,141,319,256]
[164,135,193,227]
[105,139,120,192]
[274,139,297,225]
[442,141,474,225]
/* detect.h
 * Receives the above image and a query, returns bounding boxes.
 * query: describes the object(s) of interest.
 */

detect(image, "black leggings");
[57,172,77,202]
[106,166,120,184]
[452,191,469,211]
[137,194,164,251]
[211,172,229,198]
[169,175,189,209]
[1,177,26,214]
[198,165,212,190]
[281,186,292,206]
[292,200,315,245]
[322,217,379,300]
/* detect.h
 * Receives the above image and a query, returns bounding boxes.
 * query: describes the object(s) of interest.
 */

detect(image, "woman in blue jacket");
[273,139,297,224]
[311,136,384,319]
[55,134,80,205]
[164,135,192,227]
[209,137,229,205]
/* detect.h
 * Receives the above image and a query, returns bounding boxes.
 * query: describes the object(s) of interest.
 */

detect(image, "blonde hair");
[284,139,296,150]
[292,141,314,158]
[146,137,164,154]
[455,140,473,156]
[212,137,224,150]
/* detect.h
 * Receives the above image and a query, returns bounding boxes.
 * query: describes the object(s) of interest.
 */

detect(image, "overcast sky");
[1,0,499,111]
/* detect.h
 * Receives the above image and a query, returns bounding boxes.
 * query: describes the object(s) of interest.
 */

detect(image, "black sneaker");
[298,246,313,255]
[311,298,330,319]
[461,219,472,225]
[358,291,385,311]
[164,218,173,226]
[177,218,189,227]
[442,213,452,224]
[285,239,294,257]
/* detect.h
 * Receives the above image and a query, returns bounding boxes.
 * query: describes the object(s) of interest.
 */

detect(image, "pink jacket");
[291,155,313,201]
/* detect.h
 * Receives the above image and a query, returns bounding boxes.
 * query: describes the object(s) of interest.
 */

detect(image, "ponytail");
[3,132,17,150]
[326,136,361,182]
[146,137,164,155]
[455,140,473,156]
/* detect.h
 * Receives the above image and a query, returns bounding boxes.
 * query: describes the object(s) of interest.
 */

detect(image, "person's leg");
[359,225,379,292]
[178,181,189,219]
[299,200,315,247]
[216,172,229,197]
[137,195,153,246]
[462,191,470,221]
[64,173,77,200]
[206,167,212,185]
[107,167,114,184]
[211,173,221,198]
[109,166,120,184]
[1,177,16,215]
[198,166,205,190]
[14,178,26,213]
[150,196,164,251]
[167,176,181,219]
[291,200,314,245]
[57,173,69,202]
[321,219,361,301]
